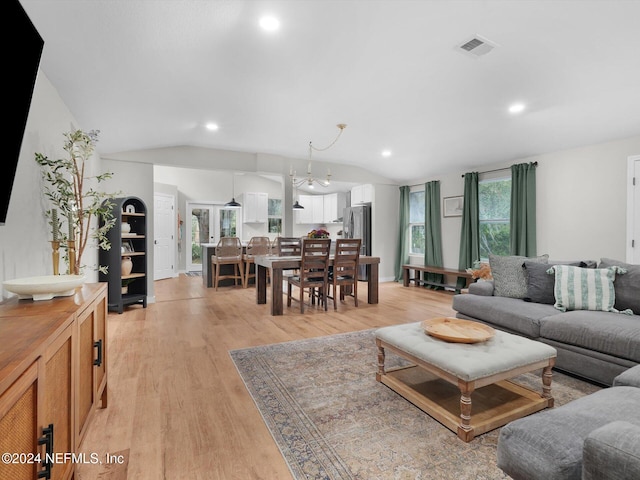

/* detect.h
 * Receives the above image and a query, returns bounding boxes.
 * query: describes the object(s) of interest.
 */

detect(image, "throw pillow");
[523,261,582,304]
[599,258,640,314]
[548,264,631,313]
[489,254,549,299]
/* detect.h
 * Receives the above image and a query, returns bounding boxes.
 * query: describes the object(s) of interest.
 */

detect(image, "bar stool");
[243,236,271,287]
[211,237,244,291]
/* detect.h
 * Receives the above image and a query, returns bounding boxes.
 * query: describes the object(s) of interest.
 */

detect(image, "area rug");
[230,329,601,480]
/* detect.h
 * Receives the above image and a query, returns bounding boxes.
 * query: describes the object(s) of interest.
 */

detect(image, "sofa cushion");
[523,261,582,305]
[548,265,631,313]
[582,421,640,480]
[613,365,640,387]
[497,387,640,480]
[599,258,640,314]
[539,310,640,362]
[490,254,549,299]
[452,293,560,338]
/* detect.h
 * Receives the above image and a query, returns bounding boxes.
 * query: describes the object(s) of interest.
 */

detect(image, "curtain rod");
[461,162,538,178]
[404,161,539,187]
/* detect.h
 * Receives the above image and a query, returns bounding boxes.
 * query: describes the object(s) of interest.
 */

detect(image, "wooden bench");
[402,264,473,293]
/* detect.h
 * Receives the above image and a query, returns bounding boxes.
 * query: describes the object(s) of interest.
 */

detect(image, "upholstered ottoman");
[375,321,557,441]
[497,365,640,480]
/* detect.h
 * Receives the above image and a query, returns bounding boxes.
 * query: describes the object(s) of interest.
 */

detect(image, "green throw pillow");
[547,265,632,314]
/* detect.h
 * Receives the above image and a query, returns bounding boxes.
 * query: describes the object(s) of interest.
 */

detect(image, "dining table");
[254,254,381,316]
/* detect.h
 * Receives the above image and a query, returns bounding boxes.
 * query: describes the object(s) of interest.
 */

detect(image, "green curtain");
[510,162,537,256]
[458,172,479,288]
[394,185,410,282]
[424,181,444,288]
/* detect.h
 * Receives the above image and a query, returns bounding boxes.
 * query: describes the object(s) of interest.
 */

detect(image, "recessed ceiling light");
[206,123,219,131]
[381,150,392,157]
[508,103,526,114]
[259,16,280,32]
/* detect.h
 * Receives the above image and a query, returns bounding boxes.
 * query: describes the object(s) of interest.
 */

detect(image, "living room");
[1,1,639,479]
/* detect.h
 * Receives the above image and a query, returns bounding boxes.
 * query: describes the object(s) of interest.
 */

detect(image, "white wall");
[410,135,640,270]
[1,71,109,298]
[102,159,155,301]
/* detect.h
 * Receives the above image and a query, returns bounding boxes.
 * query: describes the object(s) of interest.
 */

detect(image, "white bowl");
[3,275,86,301]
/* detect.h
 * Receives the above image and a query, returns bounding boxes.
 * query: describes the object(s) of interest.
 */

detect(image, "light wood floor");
[76,275,456,480]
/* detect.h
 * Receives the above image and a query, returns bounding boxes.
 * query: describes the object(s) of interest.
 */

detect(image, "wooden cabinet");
[0,284,107,480]
[241,192,268,223]
[76,292,107,446]
[100,196,148,313]
[0,363,39,480]
[351,184,374,205]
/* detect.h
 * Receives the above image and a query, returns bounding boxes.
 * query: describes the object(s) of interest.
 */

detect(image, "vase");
[121,285,128,294]
[121,222,131,234]
[121,257,133,276]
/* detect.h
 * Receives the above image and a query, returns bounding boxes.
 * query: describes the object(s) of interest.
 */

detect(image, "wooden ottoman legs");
[376,341,385,381]
[542,361,555,407]
[457,380,476,442]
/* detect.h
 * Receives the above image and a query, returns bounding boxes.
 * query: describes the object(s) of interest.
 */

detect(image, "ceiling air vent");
[457,35,498,58]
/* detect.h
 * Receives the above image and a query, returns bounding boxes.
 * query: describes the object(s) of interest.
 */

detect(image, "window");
[409,190,425,255]
[268,198,282,234]
[479,176,511,260]
[219,207,238,238]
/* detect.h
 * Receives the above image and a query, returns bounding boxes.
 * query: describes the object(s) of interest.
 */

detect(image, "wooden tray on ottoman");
[422,317,495,343]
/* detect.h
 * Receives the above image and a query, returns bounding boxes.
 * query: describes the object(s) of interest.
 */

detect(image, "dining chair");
[276,237,302,256]
[243,236,271,287]
[286,238,331,313]
[211,237,244,291]
[328,238,361,309]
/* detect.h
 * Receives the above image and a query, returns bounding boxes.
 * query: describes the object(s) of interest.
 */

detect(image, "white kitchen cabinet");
[311,196,324,223]
[295,194,325,224]
[351,184,374,205]
[242,192,268,223]
[323,192,346,223]
[295,194,313,224]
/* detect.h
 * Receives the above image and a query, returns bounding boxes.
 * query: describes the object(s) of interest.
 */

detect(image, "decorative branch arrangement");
[35,129,117,274]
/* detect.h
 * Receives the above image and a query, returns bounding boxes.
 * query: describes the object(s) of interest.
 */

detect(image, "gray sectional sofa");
[452,256,640,386]
[497,364,640,480]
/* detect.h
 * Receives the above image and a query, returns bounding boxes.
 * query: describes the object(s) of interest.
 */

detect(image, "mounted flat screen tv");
[1,0,44,225]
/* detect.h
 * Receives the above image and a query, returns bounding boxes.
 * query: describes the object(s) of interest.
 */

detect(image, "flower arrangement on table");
[465,260,493,280]
[307,228,330,238]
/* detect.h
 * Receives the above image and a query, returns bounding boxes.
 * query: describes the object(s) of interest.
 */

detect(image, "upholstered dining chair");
[328,238,361,309]
[211,237,244,291]
[286,238,331,313]
[243,236,271,287]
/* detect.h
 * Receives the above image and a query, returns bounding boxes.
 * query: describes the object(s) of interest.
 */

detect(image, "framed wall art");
[443,195,464,217]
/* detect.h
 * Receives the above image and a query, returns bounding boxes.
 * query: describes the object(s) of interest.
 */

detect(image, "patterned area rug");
[230,329,600,480]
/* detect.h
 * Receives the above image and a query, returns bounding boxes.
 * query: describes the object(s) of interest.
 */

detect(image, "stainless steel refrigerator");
[342,204,372,281]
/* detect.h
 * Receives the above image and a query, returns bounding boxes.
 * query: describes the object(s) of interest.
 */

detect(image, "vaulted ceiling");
[21,0,640,183]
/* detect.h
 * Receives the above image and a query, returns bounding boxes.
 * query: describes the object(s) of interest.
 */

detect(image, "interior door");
[187,203,215,272]
[631,157,640,264]
[154,192,176,280]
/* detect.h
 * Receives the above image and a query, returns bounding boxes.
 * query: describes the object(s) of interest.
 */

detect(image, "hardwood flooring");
[76,275,456,480]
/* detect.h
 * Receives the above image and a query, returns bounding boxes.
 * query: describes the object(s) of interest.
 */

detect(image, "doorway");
[186,202,242,272]
[628,156,640,264]
[154,192,176,280]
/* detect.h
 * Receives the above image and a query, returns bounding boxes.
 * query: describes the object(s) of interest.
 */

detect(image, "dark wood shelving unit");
[99,196,148,313]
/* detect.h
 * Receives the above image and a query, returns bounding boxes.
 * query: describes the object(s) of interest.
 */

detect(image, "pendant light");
[225,172,241,208]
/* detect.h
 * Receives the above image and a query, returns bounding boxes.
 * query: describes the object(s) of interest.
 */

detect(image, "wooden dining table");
[254,255,381,316]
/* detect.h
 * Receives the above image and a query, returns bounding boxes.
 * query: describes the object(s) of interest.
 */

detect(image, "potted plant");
[35,129,118,274]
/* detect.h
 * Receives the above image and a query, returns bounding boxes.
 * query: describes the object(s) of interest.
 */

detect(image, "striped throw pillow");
[547,265,630,313]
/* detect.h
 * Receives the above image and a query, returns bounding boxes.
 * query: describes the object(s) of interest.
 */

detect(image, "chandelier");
[290,124,346,189]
